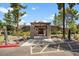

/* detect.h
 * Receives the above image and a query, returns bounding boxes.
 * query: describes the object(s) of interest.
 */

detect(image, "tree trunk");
[4,26,8,45]
[16,13,19,36]
[16,22,19,31]
[63,3,66,39]
[68,29,71,40]
[16,13,19,32]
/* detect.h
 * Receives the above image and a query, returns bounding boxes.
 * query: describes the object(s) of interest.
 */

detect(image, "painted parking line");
[72,49,79,51]
[32,45,37,49]
[31,50,64,55]
[30,45,33,54]
[66,42,79,51]
[30,43,65,54]
[57,44,60,51]
[67,42,73,51]
[30,44,49,54]
[40,44,49,53]
[30,41,79,55]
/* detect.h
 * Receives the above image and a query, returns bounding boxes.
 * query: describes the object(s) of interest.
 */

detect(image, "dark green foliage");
[68,3,76,8]
[3,10,14,26]
[0,20,5,28]
[57,3,63,10]
[10,3,26,31]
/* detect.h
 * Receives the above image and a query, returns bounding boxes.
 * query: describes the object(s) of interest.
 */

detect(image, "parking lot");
[0,39,79,56]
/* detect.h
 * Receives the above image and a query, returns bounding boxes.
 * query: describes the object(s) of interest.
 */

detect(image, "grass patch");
[0,36,4,42]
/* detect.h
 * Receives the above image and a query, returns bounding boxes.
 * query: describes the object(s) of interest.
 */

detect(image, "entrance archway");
[30,22,51,39]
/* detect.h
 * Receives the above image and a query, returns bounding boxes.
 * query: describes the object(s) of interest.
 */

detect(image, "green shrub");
[19,32,30,36]
[74,34,79,40]
[11,31,30,36]
[51,31,62,34]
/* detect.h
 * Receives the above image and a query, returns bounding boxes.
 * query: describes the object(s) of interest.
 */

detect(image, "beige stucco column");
[30,24,34,39]
[47,24,51,39]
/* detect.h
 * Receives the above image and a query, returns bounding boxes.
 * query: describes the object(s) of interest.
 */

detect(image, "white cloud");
[45,14,55,20]
[33,19,48,23]
[20,14,28,19]
[0,7,13,14]
[26,23,31,25]
[7,7,13,11]
[19,20,31,25]
[49,14,55,20]
[0,7,8,13]
[41,20,48,22]
[19,20,25,25]
[32,7,36,10]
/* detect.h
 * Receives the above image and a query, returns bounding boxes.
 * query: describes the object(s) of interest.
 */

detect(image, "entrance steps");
[34,36,47,39]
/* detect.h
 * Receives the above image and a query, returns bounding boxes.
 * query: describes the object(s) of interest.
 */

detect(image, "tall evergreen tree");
[3,10,13,26]
[10,3,26,32]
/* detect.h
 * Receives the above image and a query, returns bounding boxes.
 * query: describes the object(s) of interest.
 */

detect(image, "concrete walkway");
[21,42,34,46]
[21,38,63,46]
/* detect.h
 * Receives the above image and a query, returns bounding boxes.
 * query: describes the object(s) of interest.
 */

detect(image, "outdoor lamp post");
[65,13,74,40]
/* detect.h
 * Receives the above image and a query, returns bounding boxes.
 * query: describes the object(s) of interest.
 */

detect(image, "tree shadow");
[48,39,79,52]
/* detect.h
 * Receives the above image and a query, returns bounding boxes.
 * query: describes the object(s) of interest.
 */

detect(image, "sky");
[0,3,79,25]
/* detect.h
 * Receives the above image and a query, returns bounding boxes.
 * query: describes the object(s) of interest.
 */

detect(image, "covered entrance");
[30,22,51,39]
[38,28,44,34]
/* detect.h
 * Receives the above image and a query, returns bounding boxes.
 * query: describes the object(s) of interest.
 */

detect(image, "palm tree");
[57,3,79,39]
[68,3,76,9]
[57,3,65,39]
